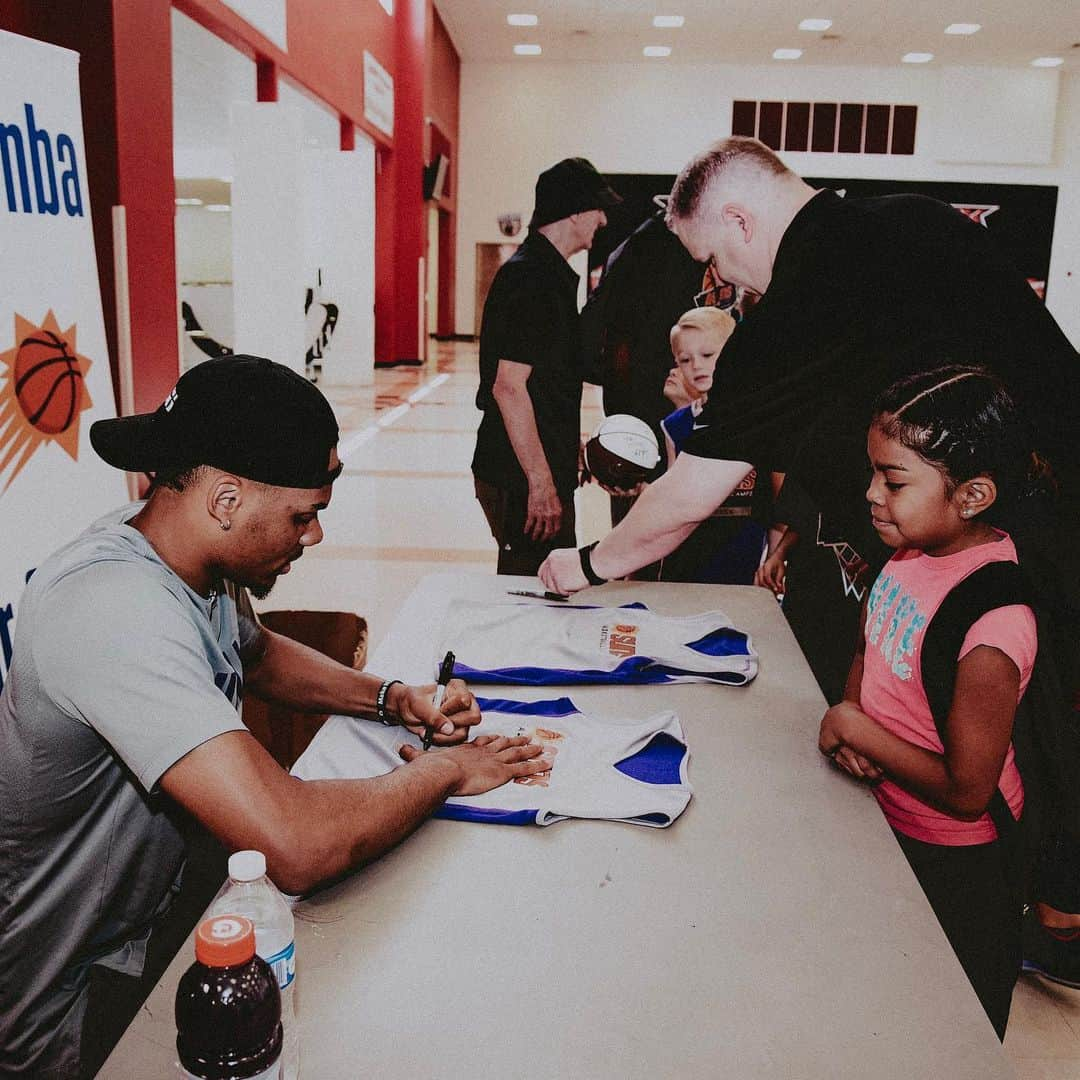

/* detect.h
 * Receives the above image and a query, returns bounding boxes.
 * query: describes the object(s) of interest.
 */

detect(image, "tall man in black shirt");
[472,158,620,575]
[540,134,1080,986]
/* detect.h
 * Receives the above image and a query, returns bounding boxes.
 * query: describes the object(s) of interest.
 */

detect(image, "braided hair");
[872,365,1053,520]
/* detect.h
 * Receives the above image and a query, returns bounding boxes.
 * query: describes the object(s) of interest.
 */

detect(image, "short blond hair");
[670,306,736,349]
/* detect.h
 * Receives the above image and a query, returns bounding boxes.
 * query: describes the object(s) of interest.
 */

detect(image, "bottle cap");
[195,914,257,967]
[228,849,267,882]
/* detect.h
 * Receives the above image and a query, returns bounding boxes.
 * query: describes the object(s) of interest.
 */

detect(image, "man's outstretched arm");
[160,729,546,896]
[539,452,753,593]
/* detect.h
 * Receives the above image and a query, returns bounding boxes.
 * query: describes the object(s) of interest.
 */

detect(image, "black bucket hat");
[529,157,622,228]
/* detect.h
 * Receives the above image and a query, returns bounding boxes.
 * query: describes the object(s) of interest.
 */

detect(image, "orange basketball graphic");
[14,330,84,434]
[0,310,94,492]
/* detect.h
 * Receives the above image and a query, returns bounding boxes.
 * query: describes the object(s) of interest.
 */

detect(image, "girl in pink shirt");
[818,365,1041,1039]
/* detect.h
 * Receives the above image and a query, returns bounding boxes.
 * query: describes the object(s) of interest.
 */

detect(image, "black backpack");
[921,559,1080,897]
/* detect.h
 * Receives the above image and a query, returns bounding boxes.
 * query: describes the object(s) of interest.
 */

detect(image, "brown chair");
[242,610,368,770]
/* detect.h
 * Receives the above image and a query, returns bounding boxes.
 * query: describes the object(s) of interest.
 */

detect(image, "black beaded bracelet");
[375,679,403,725]
[579,542,608,586]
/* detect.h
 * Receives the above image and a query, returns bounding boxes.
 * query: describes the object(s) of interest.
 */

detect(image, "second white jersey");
[293,696,693,828]
[442,601,758,686]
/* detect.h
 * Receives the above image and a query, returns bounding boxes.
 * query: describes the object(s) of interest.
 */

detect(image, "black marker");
[506,589,569,602]
[424,650,456,751]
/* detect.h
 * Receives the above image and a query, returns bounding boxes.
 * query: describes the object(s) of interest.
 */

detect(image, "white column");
[301,136,376,387]
[230,102,306,373]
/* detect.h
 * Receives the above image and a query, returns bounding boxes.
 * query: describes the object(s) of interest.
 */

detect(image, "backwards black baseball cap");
[529,157,622,229]
[90,355,341,489]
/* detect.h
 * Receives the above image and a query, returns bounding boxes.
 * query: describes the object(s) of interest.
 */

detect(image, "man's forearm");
[494,381,554,488]
[286,757,464,889]
[161,729,465,896]
[243,628,384,717]
[590,474,701,579]
[590,454,753,579]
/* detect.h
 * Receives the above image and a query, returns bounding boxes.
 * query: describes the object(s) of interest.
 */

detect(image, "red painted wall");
[112,2,179,413]
[427,8,460,142]
[389,0,426,362]
[2,0,460,385]
[427,7,459,338]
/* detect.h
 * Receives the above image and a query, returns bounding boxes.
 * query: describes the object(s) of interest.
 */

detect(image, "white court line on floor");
[338,373,452,462]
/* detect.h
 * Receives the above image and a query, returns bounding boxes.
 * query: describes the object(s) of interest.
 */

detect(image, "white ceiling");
[434,0,1079,68]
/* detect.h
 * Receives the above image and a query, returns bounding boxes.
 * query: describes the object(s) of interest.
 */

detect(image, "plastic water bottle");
[212,851,299,1079]
[176,914,282,1079]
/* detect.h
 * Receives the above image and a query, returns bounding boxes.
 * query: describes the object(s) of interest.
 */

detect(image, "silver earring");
[220,520,231,532]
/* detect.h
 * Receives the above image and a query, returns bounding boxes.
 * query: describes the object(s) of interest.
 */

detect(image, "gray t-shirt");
[0,504,254,1075]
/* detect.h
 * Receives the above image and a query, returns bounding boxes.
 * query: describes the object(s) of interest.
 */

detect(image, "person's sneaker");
[1022,908,1080,989]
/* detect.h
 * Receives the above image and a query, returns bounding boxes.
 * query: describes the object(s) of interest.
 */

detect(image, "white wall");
[176,206,232,283]
[456,60,1079,346]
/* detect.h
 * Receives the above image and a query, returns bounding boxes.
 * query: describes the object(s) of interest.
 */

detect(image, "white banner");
[0,30,126,689]
[363,51,394,137]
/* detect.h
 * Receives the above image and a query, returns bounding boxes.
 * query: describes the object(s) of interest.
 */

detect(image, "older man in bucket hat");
[472,157,621,575]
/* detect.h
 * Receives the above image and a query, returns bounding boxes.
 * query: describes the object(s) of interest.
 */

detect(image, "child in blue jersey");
[818,366,1042,1039]
[659,307,772,584]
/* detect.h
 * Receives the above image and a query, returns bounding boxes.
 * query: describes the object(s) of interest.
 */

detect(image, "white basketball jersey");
[293,696,692,828]
[442,601,757,686]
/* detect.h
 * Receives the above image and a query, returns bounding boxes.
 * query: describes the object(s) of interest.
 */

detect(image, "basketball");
[14,331,83,434]
[584,413,661,489]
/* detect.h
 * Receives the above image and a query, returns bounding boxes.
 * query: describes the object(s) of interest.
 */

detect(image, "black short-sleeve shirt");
[685,189,1079,556]
[472,231,583,495]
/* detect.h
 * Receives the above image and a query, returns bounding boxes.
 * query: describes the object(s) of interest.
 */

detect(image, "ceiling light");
[653,15,685,28]
[507,13,537,26]
[902,52,934,63]
[1031,56,1064,67]
[513,43,542,55]
[204,204,231,213]
[773,48,803,60]
[643,45,672,57]
[944,23,981,35]
[174,197,203,206]
[799,18,832,32]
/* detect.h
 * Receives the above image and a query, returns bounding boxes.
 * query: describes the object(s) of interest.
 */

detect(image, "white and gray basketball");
[585,414,661,488]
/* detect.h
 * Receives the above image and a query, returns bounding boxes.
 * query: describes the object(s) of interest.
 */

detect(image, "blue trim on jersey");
[455,656,748,686]
[475,696,578,717]
[683,626,751,657]
[434,804,538,826]
[614,731,687,785]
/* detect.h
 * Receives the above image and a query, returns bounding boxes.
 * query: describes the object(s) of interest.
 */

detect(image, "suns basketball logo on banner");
[0,310,94,491]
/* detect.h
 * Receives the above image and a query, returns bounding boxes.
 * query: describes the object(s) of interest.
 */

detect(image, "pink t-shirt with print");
[860,532,1036,846]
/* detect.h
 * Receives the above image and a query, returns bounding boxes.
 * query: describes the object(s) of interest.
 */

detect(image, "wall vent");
[732,100,918,155]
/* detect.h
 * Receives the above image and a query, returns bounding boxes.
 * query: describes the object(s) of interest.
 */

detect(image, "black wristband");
[375,679,403,725]
[579,542,608,586]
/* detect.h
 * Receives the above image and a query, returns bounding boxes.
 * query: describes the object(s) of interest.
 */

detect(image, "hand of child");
[754,550,787,594]
[831,746,885,784]
[819,703,884,784]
